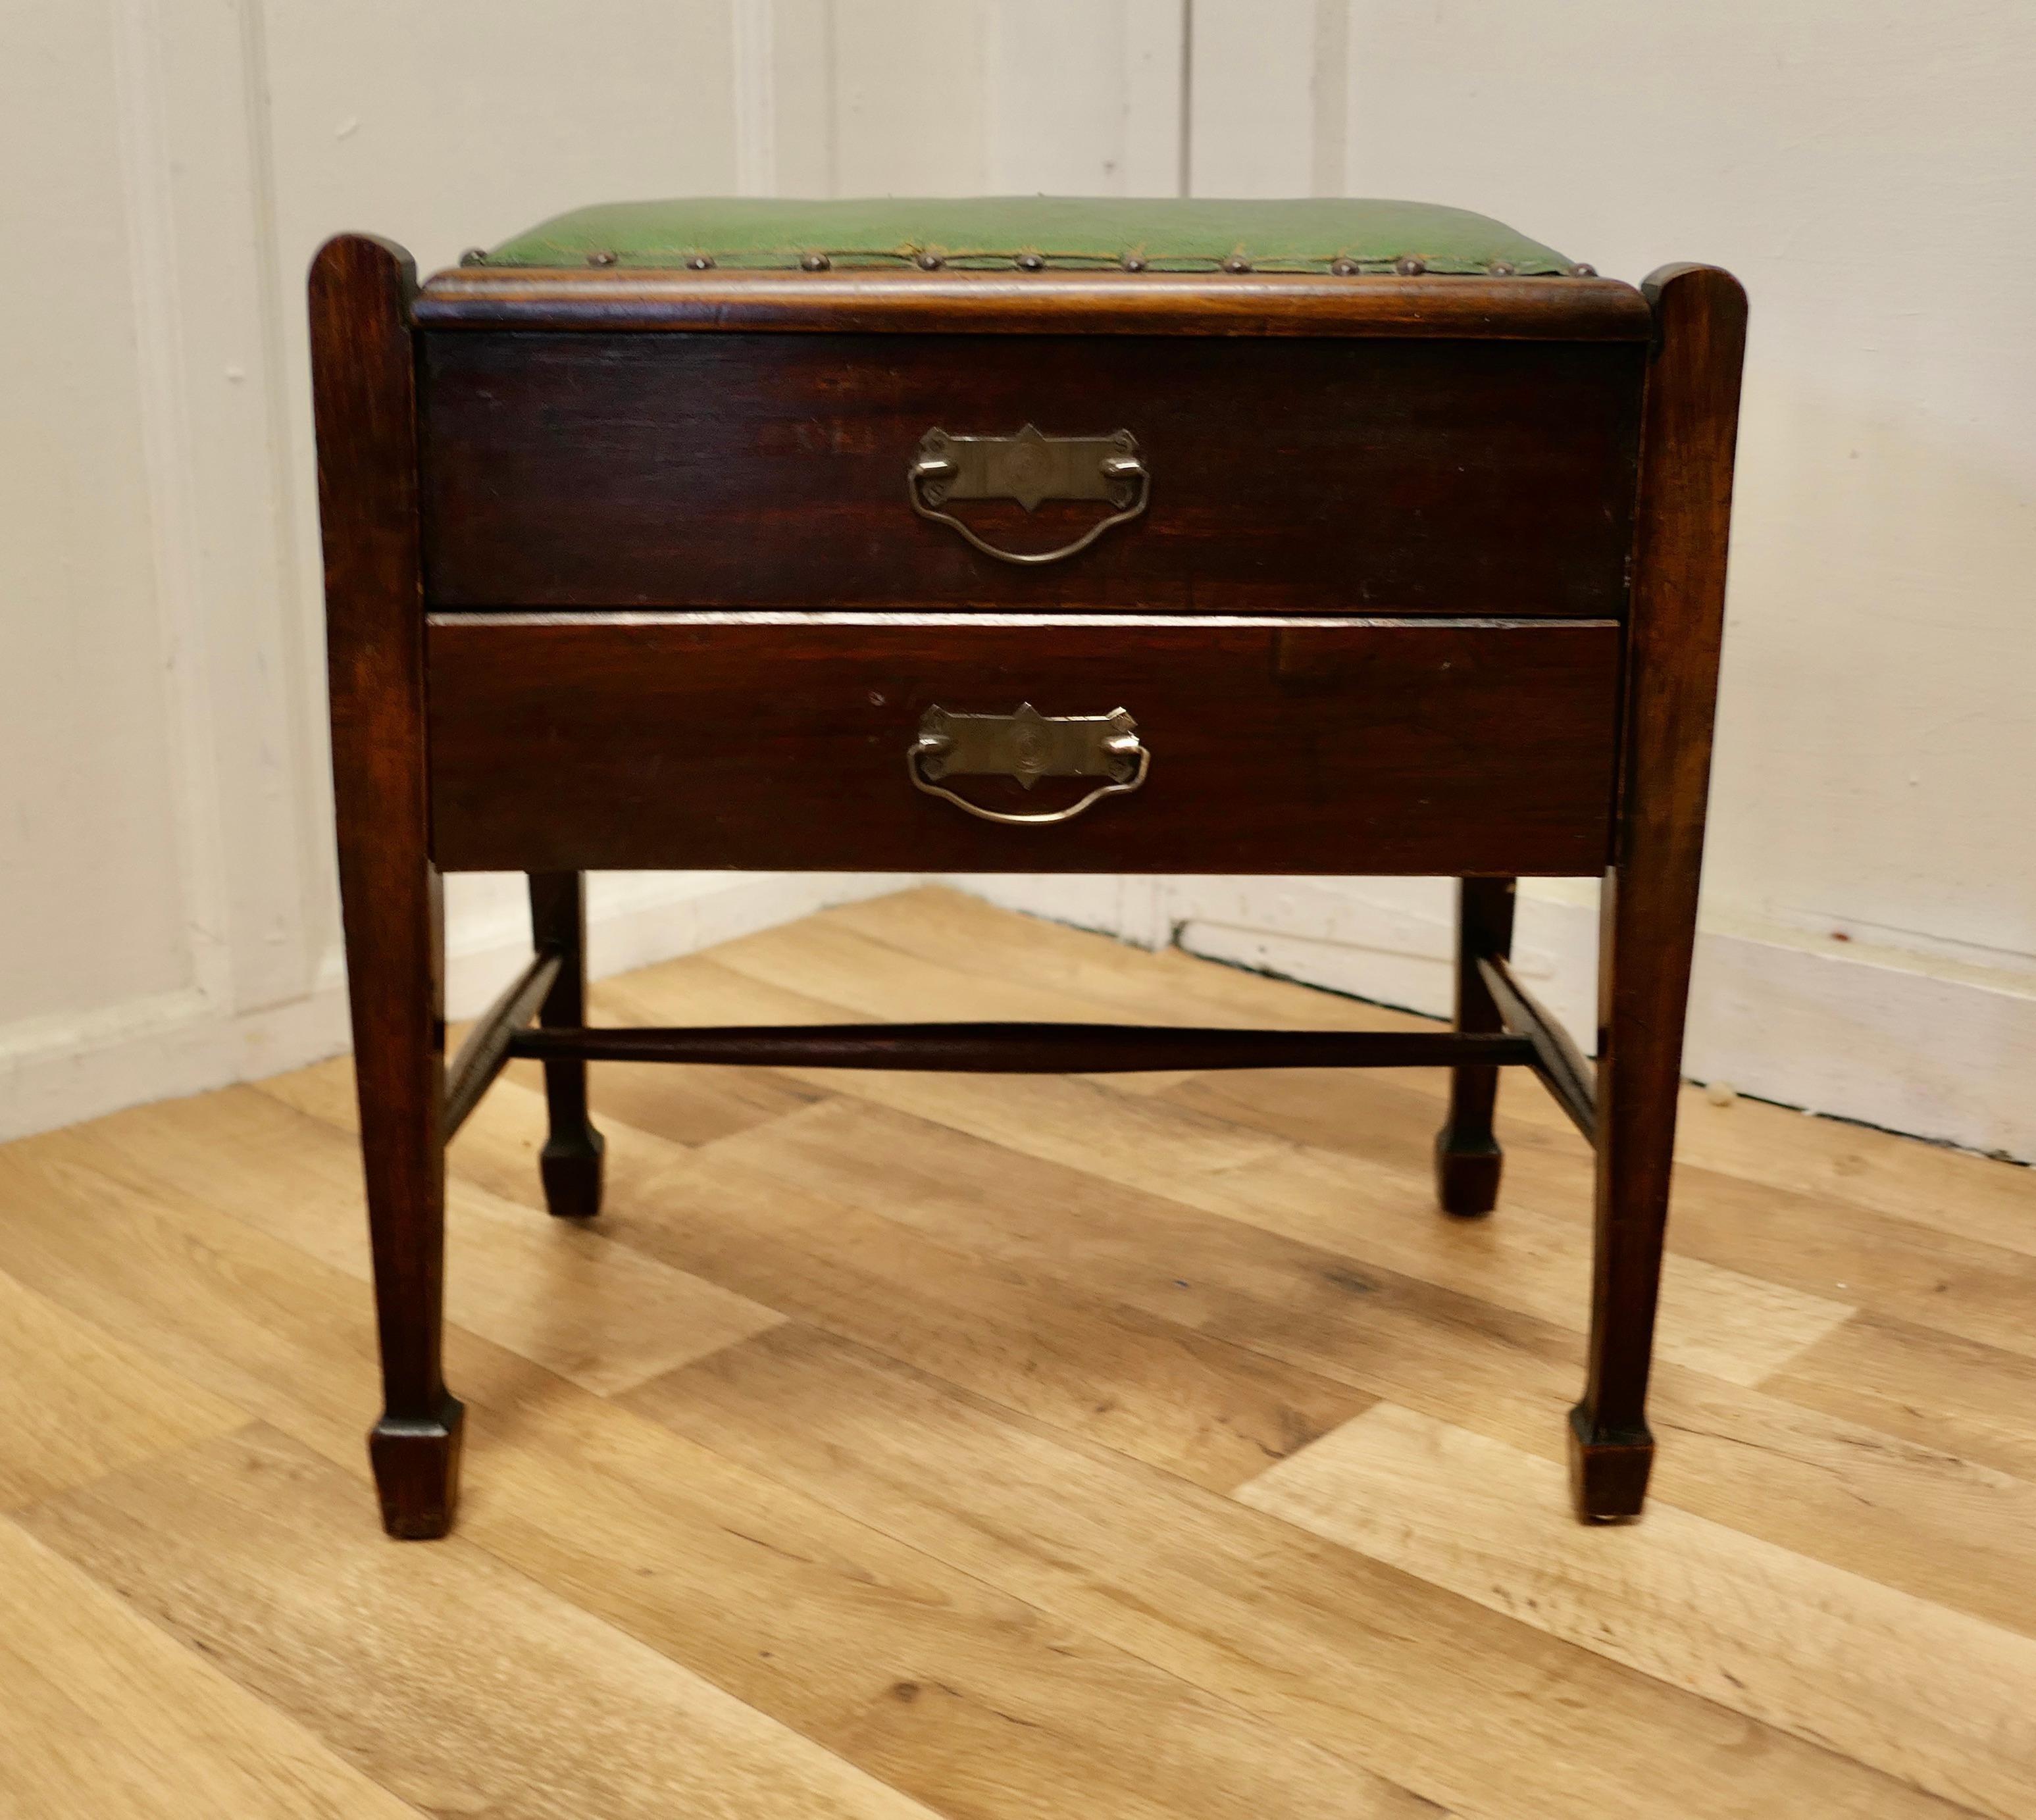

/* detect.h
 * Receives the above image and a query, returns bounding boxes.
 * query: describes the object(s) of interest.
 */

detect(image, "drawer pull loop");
[908,425,1149,565]
[909,703,1149,825]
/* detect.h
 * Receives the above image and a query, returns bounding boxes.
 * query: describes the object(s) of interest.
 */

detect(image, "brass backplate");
[915,703,1141,791]
[913,424,1140,513]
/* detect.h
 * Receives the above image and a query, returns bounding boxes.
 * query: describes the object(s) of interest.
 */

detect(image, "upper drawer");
[419,332,1642,615]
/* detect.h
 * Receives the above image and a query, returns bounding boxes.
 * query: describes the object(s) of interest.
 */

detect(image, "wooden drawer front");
[427,616,1618,876]
[420,333,1642,616]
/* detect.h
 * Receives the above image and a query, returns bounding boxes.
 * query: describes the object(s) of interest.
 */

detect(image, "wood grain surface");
[413,266,1656,341]
[419,331,1642,613]
[310,232,462,1536]
[426,615,1621,875]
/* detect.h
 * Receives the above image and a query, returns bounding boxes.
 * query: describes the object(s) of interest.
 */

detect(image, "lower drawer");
[426,615,1619,875]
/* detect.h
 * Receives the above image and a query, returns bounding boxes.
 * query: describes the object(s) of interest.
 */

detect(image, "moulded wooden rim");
[413,265,1653,340]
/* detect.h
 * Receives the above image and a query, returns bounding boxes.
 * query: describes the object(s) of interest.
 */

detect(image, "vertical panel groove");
[734,0,777,196]
[108,0,233,1015]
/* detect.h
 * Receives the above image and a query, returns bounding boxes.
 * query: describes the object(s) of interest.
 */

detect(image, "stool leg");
[352,865,463,1540]
[1571,263,1747,1523]
[1571,865,1696,1521]
[528,872,605,1218]
[313,232,461,1539]
[1434,877,1516,1217]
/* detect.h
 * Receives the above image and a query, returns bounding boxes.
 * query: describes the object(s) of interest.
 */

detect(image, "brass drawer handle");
[907,424,1148,565]
[909,703,1149,825]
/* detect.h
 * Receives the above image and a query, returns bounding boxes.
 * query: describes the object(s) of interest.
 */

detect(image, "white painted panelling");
[1307,0,1350,198]
[1186,0,1333,196]
[766,0,838,194]
[2,3,192,1028]
[3,0,2031,1168]
[733,0,779,195]
[120,0,326,1015]
[984,1,1184,195]
[828,3,991,195]
[1121,0,1192,196]
[3,1,765,1138]
[1333,0,2036,969]
[768,0,1184,201]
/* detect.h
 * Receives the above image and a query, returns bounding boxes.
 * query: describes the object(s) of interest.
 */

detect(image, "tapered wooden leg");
[349,862,462,1540]
[313,232,462,1538]
[1571,867,1685,1521]
[527,872,605,1218]
[351,865,461,1540]
[350,871,462,1539]
[1434,877,1517,1217]
[1571,263,1748,1522]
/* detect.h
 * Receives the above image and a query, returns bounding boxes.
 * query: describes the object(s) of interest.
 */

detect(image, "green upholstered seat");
[479,196,1577,277]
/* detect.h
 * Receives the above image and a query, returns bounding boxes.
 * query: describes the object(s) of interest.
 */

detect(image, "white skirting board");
[954,875,2036,1165]
[0,872,900,1146]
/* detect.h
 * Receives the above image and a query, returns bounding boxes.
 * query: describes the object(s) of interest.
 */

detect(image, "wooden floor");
[5,888,2035,1819]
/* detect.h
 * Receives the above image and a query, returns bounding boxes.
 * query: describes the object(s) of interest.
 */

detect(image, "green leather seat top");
[480,196,1575,276]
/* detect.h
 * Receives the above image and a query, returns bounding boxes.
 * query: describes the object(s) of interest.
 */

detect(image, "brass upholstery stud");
[1221,255,1252,274]
[1330,257,1360,276]
[1489,259,1519,276]
[1394,255,1427,276]
[916,251,944,270]
[686,254,715,271]
[458,247,488,267]
[1015,252,1045,271]
[586,249,618,267]
[1121,255,1148,272]
[800,251,832,271]
[1569,261,1598,277]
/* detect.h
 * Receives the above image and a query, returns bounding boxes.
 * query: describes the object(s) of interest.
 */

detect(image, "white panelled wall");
[3,1,2032,1161]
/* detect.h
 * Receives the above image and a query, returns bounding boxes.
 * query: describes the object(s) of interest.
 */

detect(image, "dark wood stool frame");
[311,234,1744,1539]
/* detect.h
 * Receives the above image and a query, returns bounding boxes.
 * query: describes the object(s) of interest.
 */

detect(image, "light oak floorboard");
[613,951,1294,1186]
[1240,1402,2036,1820]
[1167,1067,2036,1367]
[506,1050,832,1144]
[21,1425,944,1820]
[444,1368,1437,1820]
[0,1514,423,1820]
[1159,1117,1850,1386]
[369,1035,1365,1488]
[0,1100,1433,1820]
[440,1073,1372,1492]
[630,1321,1963,1820]
[1668,1090,2036,1259]
[704,1094,2036,1638]
[682,933,1854,1386]
[0,1266,243,1513]
[3,890,2029,1820]
[102,1082,784,1396]
[0,1131,398,1476]
[1762,1309,2036,1484]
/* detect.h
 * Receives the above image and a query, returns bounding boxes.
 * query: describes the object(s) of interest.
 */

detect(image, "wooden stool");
[308,198,1745,1539]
